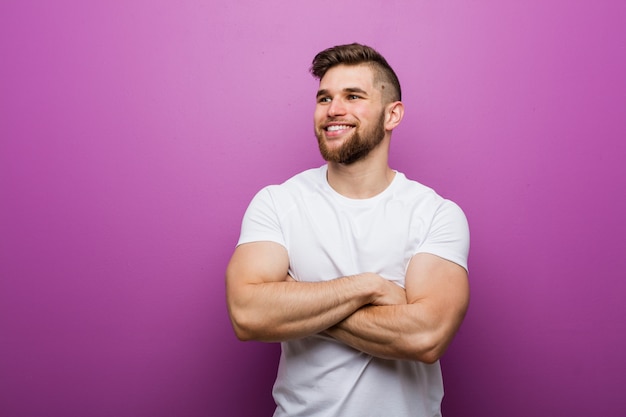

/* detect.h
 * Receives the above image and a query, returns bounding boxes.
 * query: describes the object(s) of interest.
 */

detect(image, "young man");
[226,43,470,417]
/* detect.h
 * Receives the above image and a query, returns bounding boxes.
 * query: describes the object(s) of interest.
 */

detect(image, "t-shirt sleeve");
[237,186,286,248]
[416,200,470,272]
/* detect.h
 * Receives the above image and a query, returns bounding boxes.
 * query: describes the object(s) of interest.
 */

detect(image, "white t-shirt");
[238,165,470,417]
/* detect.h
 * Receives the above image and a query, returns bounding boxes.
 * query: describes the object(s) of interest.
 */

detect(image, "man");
[226,43,470,417]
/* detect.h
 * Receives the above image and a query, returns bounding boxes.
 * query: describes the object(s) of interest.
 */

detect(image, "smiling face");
[314,64,387,165]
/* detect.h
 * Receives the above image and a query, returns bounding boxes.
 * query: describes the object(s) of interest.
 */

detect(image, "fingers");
[371,277,407,306]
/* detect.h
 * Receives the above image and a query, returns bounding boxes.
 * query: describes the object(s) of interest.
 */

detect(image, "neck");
[326,138,395,199]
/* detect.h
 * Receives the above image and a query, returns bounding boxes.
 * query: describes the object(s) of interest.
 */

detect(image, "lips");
[325,124,353,132]
[323,120,357,136]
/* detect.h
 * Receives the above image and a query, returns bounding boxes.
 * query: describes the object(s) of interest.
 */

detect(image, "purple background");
[1,1,625,416]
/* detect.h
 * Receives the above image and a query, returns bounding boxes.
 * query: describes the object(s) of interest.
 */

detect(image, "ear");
[384,101,404,131]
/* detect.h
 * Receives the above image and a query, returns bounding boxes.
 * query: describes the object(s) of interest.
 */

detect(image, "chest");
[283,197,428,285]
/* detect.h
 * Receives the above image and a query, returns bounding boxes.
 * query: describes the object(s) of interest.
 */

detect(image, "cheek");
[358,106,384,124]
[352,104,374,118]
[314,108,326,124]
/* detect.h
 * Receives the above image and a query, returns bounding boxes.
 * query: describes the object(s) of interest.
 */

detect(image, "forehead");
[318,64,377,92]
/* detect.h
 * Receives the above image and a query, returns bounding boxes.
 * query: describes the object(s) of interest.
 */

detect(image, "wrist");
[351,272,383,305]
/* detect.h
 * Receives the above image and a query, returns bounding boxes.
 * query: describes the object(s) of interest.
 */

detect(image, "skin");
[225,64,469,363]
[314,68,387,166]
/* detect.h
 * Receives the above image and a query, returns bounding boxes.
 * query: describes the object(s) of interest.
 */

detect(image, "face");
[314,64,387,165]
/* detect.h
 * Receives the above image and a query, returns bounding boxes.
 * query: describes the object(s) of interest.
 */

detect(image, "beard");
[315,111,386,165]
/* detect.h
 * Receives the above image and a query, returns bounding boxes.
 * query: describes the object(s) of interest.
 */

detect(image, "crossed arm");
[225,241,469,363]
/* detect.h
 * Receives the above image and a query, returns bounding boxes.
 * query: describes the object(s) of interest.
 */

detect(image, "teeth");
[326,125,352,132]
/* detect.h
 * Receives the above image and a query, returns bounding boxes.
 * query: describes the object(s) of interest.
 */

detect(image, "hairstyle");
[310,43,402,102]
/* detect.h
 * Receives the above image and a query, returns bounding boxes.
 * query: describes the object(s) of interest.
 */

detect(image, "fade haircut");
[310,43,402,103]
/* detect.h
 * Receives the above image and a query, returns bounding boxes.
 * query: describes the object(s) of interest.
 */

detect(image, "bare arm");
[225,241,405,342]
[324,253,469,363]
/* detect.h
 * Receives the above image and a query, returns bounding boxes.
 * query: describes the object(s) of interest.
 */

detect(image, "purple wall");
[1,1,625,416]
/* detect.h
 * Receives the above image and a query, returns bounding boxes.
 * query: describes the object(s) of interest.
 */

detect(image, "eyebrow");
[316,87,369,98]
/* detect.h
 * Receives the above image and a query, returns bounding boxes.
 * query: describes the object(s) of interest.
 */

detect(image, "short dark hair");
[310,43,402,102]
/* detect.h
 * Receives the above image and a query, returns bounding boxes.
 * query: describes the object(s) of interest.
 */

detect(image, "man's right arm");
[225,241,405,342]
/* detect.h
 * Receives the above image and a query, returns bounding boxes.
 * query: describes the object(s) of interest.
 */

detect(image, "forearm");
[228,275,380,342]
[328,254,471,363]
[325,304,444,363]
[227,242,409,344]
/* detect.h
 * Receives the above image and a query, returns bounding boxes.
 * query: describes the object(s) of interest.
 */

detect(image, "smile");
[325,124,354,132]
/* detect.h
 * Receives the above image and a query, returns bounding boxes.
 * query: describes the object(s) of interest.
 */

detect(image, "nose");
[328,99,346,117]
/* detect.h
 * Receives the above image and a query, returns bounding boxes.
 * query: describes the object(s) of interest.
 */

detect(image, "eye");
[317,97,331,103]
[348,94,361,100]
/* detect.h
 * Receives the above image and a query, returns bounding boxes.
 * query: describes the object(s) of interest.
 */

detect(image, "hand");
[283,272,405,306]
[361,273,407,306]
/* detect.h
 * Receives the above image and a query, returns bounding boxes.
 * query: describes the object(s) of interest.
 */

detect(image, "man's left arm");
[324,252,469,363]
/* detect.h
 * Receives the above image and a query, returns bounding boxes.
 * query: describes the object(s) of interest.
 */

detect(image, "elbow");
[228,308,258,341]
[231,322,254,342]
[418,346,445,365]
[226,292,264,341]
[418,334,448,364]
[407,346,443,365]
[229,308,278,342]
[403,332,449,364]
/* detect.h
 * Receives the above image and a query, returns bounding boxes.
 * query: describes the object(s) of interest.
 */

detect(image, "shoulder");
[281,165,327,192]
[256,166,326,200]
[393,171,469,240]
[392,172,454,210]
[246,166,327,211]
[393,174,470,270]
